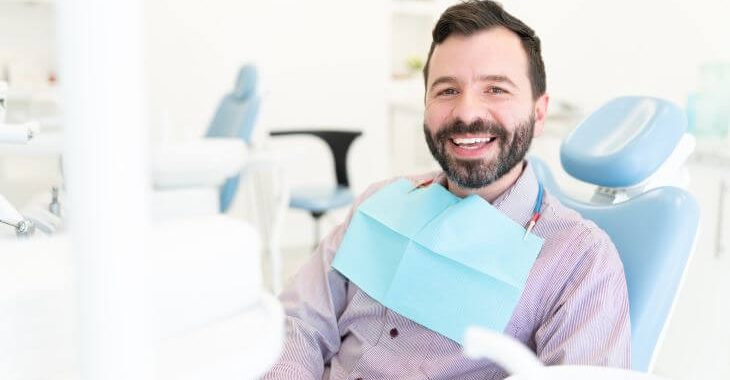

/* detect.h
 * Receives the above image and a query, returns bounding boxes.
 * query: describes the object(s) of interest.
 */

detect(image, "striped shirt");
[261,161,631,380]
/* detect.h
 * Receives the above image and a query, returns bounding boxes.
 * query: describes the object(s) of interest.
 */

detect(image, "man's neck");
[446,161,526,203]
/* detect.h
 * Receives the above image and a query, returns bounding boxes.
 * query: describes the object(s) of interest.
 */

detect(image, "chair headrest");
[231,64,258,100]
[560,96,687,188]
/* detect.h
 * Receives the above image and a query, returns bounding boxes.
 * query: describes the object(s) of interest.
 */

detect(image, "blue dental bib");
[332,179,543,344]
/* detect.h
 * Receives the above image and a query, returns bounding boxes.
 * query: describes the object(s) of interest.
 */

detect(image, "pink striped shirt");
[262,162,631,380]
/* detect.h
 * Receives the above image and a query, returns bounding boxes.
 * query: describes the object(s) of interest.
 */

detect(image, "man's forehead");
[428,27,529,85]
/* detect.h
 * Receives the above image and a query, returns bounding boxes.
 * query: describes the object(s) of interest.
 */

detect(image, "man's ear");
[532,93,549,137]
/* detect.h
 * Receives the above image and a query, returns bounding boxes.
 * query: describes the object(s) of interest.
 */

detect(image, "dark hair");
[423,0,546,99]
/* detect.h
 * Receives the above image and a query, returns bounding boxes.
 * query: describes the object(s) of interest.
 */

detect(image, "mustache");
[434,119,509,143]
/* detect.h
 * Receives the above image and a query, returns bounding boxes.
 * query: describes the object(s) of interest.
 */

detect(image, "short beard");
[424,116,535,189]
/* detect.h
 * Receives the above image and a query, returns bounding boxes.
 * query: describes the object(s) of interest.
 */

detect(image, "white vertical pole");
[56,0,152,379]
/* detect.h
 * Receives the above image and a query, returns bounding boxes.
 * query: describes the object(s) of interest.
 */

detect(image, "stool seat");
[289,185,354,214]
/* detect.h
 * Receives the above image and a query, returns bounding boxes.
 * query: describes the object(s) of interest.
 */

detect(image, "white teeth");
[452,137,494,145]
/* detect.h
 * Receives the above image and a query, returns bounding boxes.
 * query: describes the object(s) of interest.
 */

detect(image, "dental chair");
[153,64,291,294]
[529,96,700,372]
[205,64,261,212]
[152,64,261,218]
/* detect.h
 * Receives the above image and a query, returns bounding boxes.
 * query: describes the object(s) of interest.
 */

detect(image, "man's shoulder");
[537,191,622,269]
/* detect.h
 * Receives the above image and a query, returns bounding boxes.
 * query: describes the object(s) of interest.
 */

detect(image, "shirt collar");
[431,160,541,228]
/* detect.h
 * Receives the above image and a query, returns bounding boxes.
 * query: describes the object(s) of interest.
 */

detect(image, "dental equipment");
[0,182,35,237]
[49,186,61,216]
[0,114,44,236]
[0,81,40,144]
[464,327,669,380]
[0,194,34,236]
[0,121,38,144]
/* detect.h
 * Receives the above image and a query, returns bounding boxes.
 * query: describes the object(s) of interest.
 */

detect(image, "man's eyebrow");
[478,74,517,88]
[429,76,459,92]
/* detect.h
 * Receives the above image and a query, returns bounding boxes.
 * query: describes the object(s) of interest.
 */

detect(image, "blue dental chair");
[531,96,700,372]
[205,64,261,212]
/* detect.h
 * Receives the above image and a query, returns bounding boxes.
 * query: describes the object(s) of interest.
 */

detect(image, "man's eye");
[486,86,507,95]
[438,88,458,96]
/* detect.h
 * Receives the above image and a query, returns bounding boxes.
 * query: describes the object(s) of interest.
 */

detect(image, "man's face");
[424,27,548,189]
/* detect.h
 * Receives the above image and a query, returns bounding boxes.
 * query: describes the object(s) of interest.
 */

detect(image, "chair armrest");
[152,138,247,189]
[269,129,362,187]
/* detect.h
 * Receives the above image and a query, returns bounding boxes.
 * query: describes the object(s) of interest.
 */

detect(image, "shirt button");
[354,378,363,380]
[389,328,399,338]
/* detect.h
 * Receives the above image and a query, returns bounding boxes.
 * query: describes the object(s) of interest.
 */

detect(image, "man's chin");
[447,155,498,170]
[446,172,494,189]
[444,160,500,189]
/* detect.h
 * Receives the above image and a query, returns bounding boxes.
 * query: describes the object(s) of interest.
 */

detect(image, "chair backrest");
[269,129,362,187]
[530,96,700,372]
[206,64,261,212]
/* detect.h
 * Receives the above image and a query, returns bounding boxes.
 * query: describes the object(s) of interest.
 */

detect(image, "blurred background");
[1,0,728,379]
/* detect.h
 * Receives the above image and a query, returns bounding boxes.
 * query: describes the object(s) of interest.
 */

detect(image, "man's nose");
[450,91,486,125]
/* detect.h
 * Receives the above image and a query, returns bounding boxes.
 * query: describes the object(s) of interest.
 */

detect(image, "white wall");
[0,3,56,88]
[254,1,390,191]
[144,0,261,143]
[144,0,390,247]
[502,0,730,113]
[145,0,389,188]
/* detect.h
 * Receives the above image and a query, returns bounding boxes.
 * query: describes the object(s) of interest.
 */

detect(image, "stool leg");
[269,163,289,294]
[269,235,282,294]
[311,212,325,251]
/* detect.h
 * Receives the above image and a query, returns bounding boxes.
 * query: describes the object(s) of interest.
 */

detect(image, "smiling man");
[262,2,630,379]
[423,25,543,203]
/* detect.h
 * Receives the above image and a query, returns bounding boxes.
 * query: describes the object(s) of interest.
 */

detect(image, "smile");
[451,136,495,147]
[447,135,499,158]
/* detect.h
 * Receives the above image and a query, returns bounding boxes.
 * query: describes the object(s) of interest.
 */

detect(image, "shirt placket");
[347,309,433,380]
